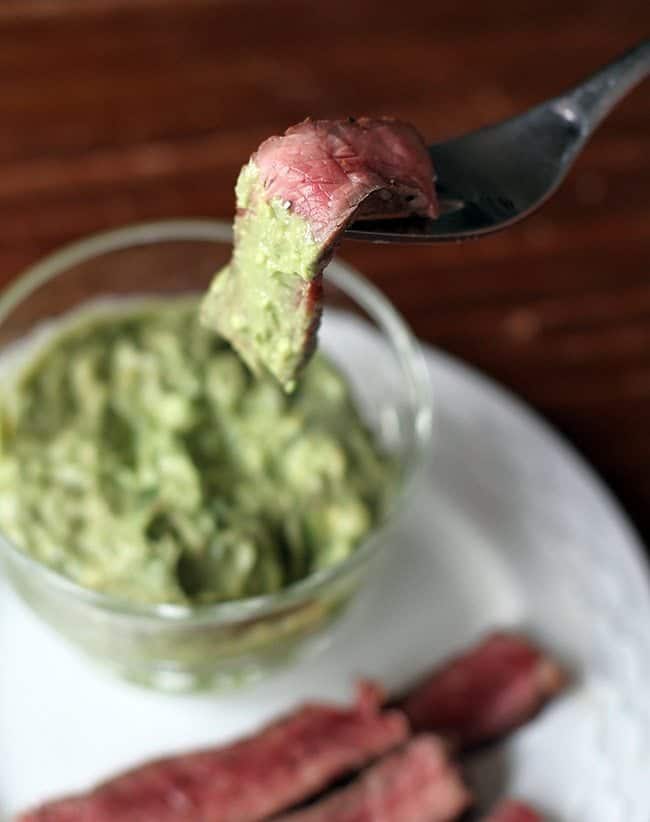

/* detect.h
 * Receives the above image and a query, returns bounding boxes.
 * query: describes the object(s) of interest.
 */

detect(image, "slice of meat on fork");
[201,116,437,388]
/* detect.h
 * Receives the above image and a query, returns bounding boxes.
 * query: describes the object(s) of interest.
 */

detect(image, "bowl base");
[93,632,335,693]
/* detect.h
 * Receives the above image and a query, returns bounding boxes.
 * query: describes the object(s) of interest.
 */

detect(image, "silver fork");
[345,39,650,243]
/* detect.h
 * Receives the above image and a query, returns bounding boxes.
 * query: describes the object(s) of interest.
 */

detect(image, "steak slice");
[399,633,567,750]
[254,117,437,241]
[201,117,436,390]
[19,683,407,822]
[483,799,544,821]
[277,736,471,822]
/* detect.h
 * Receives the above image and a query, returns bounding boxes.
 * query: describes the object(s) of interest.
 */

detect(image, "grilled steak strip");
[276,736,472,822]
[201,116,436,389]
[19,683,407,822]
[254,117,437,241]
[399,633,567,750]
[482,799,544,821]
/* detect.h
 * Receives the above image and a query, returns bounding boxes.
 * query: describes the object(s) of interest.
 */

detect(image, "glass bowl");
[0,220,432,692]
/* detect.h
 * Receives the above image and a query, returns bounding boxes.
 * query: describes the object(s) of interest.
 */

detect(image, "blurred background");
[0,0,649,539]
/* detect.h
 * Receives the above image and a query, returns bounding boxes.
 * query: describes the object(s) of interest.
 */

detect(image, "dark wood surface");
[1,1,649,543]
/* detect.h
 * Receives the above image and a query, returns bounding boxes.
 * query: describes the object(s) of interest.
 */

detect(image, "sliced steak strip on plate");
[277,735,471,822]
[19,682,407,822]
[482,798,544,821]
[399,633,567,750]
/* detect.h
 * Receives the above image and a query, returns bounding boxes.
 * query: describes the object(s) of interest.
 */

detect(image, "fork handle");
[557,39,650,135]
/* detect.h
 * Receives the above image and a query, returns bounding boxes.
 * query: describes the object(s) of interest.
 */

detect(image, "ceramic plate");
[1,316,649,821]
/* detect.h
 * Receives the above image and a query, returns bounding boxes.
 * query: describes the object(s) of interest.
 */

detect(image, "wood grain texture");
[1,0,649,541]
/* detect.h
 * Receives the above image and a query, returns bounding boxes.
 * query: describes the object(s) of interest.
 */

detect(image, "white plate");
[2,322,650,822]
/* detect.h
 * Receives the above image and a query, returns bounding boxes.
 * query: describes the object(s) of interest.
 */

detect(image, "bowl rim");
[0,219,433,624]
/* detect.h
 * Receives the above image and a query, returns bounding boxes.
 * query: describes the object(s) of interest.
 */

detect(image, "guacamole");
[0,302,392,605]
[201,162,322,391]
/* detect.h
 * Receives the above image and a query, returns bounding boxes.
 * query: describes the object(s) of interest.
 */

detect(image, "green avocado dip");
[201,162,321,392]
[0,302,393,605]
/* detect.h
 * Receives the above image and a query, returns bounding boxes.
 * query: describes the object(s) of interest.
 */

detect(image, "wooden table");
[1,1,649,542]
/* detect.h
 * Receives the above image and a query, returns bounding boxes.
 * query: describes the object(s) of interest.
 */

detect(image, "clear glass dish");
[0,220,432,692]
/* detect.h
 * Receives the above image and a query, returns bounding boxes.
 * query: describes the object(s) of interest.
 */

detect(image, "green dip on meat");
[0,302,392,605]
[201,163,322,392]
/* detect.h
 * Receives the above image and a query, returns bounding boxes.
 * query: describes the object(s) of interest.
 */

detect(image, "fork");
[345,39,649,243]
